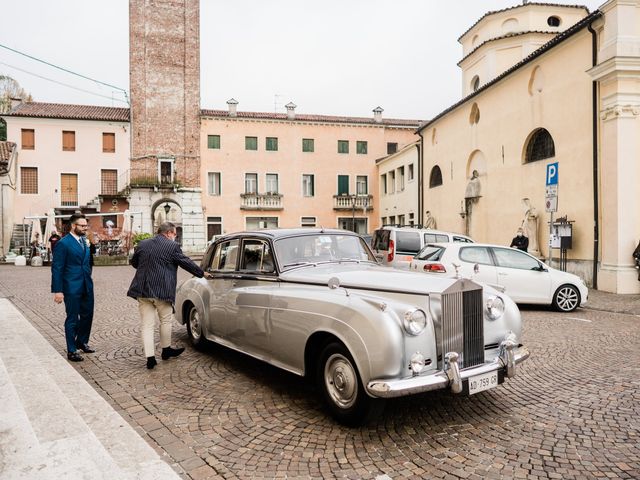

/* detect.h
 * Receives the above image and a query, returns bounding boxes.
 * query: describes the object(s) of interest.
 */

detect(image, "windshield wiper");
[282,261,315,268]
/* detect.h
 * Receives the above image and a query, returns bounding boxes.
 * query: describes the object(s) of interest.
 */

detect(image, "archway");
[151,198,183,244]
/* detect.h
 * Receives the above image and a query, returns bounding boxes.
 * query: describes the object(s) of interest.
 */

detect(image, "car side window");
[210,240,239,271]
[372,230,390,250]
[240,239,275,273]
[453,236,472,243]
[396,231,421,254]
[493,248,540,270]
[459,246,493,266]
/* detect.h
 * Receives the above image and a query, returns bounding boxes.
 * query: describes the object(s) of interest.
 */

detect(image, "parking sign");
[546,162,558,186]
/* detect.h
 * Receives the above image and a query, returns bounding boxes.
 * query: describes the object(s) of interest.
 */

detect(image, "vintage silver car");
[175,229,529,425]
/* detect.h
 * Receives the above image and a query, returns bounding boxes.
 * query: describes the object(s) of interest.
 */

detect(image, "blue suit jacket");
[51,234,94,296]
[127,235,204,304]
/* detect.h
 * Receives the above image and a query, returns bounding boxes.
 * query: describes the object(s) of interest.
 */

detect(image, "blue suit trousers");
[63,293,94,353]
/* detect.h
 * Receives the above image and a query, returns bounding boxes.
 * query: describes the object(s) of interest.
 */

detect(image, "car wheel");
[186,304,207,348]
[552,284,580,312]
[317,342,384,426]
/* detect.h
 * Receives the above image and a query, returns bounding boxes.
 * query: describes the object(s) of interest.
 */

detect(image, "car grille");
[440,282,484,369]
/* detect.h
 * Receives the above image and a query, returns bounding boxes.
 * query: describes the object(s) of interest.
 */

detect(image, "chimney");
[227,98,238,117]
[373,106,384,123]
[10,98,23,110]
[285,102,297,120]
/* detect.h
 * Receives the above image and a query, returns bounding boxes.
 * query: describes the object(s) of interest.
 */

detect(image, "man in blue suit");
[52,213,95,362]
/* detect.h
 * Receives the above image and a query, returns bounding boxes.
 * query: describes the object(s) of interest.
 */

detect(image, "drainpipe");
[588,21,599,289]
[417,131,424,226]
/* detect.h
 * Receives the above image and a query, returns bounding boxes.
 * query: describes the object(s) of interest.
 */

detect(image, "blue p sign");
[546,162,558,186]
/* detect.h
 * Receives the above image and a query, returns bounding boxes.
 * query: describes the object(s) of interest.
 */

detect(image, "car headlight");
[485,296,505,320]
[403,308,427,335]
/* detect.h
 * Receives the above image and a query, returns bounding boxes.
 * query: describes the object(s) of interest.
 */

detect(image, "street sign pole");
[545,163,559,268]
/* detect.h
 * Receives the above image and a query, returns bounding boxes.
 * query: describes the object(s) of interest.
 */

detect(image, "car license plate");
[468,371,498,395]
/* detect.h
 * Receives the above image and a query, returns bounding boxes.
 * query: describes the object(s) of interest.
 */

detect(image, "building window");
[265,173,278,194]
[20,167,38,194]
[389,171,395,194]
[337,175,349,195]
[356,141,368,154]
[21,129,35,150]
[246,217,278,230]
[302,138,314,152]
[101,169,117,195]
[471,75,480,92]
[266,137,278,151]
[387,143,397,154]
[245,173,258,194]
[302,174,314,197]
[207,216,223,241]
[398,166,405,191]
[380,174,387,195]
[408,163,414,181]
[547,16,561,27]
[429,166,443,188]
[398,215,405,227]
[356,175,368,195]
[207,135,220,149]
[102,132,115,153]
[62,130,75,151]
[245,136,258,150]
[525,128,555,163]
[337,140,349,154]
[301,216,316,227]
[208,172,221,196]
[409,212,415,226]
[159,159,173,184]
[60,173,78,206]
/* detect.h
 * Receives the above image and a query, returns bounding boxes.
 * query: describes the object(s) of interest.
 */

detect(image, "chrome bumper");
[367,342,530,399]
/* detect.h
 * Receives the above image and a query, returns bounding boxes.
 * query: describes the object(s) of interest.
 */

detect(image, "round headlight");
[486,296,505,320]
[403,309,427,335]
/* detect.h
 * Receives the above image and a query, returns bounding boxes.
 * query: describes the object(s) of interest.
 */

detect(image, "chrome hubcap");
[557,287,578,311]
[324,353,357,409]
[189,309,201,339]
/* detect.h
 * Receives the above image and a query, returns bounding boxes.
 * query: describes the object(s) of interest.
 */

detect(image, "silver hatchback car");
[175,229,529,425]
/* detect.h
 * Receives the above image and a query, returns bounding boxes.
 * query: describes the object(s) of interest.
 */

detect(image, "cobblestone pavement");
[1,264,639,480]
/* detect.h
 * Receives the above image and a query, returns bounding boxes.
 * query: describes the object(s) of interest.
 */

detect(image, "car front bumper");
[366,341,530,399]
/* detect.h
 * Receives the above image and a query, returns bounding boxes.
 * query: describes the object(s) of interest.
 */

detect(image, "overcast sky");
[1,0,602,120]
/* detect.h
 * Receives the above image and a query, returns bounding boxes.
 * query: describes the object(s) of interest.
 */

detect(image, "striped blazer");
[127,235,204,303]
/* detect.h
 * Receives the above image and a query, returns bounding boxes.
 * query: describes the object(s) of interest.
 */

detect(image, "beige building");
[376,141,420,227]
[410,0,640,294]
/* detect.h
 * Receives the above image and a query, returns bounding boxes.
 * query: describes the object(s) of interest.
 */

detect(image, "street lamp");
[163,202,171,216]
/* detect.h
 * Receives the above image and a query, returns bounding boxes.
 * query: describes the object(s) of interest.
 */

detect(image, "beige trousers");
[138,298,174,358]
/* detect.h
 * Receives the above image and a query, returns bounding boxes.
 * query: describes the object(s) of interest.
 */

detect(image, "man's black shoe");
[76,344,95,353]
[161,346,185,360]
[146,356,157,369]
[67,351,84,362]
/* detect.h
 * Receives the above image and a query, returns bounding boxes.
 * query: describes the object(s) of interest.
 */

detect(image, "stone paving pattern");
[0,264,638,479]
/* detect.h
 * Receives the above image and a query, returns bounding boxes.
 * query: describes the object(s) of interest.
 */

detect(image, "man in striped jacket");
[127,222,212,369]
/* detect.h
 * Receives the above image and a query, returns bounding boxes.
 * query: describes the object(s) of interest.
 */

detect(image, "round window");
[547,16,561,27]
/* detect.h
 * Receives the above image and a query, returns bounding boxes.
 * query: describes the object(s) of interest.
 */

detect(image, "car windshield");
[415,245,445,261]
[275,234,376,268]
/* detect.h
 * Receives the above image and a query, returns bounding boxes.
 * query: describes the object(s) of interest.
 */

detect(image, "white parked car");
[410,243,588,312]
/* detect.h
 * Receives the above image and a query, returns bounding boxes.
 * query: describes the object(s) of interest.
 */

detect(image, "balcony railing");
[240,193,283,210]
[333,194,373,211]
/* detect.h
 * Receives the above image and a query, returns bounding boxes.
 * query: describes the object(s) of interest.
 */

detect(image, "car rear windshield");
[372,230,390,250]
[415,245,445,261]
[395,231,421,254]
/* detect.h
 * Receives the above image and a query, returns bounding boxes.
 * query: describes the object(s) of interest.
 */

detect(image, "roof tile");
[8,102,130,122]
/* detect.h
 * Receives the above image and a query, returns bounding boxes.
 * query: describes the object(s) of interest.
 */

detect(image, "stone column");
[588,0,640,293]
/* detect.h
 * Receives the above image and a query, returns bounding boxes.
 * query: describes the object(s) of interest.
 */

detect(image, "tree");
[0,75,33,141]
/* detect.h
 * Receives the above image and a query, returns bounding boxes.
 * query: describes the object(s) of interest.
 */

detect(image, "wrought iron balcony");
[240,193,283,210]
[333,194,373,211]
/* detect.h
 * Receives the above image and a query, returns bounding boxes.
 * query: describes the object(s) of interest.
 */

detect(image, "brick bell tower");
[128,0,204,251]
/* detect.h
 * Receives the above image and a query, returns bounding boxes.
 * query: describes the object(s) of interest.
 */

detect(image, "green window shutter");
[338,140,349,154]
[338,175,349,195]
[356,141,367,154]
[302,138,314,152]
[245,136,258,150]
[266,137,278,151]
[208,135,220,149]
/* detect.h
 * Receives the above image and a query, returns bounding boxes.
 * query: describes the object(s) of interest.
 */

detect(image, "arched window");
[471,75,480,92]
[429,166,443,188]
[547,16,561,27]
[525,128,555,163]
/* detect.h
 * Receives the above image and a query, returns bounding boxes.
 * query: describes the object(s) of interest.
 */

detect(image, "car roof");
[215,228,360,242]
[376,226,471,237]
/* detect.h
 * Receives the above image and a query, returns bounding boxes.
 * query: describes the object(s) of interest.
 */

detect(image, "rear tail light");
[423,263,446,273]
[387,239,395,262]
